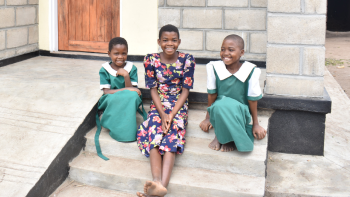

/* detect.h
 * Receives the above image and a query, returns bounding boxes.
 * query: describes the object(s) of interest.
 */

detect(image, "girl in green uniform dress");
[95,37,145,160]
[200,34,267,152]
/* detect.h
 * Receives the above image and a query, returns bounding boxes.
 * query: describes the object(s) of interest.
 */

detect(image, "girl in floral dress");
[136,25,195,197]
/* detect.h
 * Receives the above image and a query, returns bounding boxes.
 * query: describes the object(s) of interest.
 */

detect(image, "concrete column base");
[260,88,332,156]
[268,110,326,155]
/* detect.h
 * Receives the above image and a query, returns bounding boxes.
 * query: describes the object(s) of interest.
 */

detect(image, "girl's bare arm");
[199,93,217,132]
[116,68,132,87]
[248,100,266,140]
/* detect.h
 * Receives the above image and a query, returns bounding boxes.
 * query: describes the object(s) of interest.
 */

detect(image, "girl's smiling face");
[158,31,181,56]
[220,39,245,66]
[108,44,128,67]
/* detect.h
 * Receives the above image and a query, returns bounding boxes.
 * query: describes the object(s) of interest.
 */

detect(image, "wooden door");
[58,0,120,53]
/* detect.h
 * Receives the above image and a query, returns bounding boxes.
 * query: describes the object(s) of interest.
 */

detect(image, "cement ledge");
[259,88,332,114]
[26,104,97,197]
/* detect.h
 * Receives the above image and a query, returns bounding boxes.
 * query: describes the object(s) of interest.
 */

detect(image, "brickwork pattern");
[158,0,267,60]
[265,0,326,97]
[0,0,38,60]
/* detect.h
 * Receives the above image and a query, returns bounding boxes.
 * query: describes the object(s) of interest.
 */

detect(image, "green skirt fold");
[98,90,142,142]
[208,96,254,152]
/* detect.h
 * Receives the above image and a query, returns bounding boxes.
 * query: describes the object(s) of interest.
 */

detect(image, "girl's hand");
[116,68,129,77]
[253,124,267,140]
[125,87,141,96]
[160,113,170,134]
[164,113,175,134]
[199,118,212,133]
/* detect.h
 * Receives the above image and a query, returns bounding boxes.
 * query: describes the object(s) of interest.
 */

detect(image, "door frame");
[49,0,58,52]
[50,0,123,52]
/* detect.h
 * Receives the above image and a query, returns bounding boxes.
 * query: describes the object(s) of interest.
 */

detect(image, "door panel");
[58,0,120,53]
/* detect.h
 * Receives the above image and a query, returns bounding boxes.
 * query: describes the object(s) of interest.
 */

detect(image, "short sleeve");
[182,54,195,89]
[129,65,138,87]
[206,63,217,94]
[144,54,158,89]
[99,68,111,90]
[248,68,263,100]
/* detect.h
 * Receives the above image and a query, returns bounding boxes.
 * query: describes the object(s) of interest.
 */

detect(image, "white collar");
[210,61,256,82]
[102,61,133,77]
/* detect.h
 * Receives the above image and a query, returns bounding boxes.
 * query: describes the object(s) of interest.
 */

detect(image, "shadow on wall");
[327,0,350,31]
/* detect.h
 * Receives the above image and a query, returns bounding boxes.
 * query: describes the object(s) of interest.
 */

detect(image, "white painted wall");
[39,0,50,51]
[121,0,159,55]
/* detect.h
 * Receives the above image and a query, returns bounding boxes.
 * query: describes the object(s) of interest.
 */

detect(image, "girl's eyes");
[162,39,178,42]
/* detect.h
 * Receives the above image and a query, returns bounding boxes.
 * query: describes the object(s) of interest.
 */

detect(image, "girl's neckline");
[109,61,126,72]
[158,51,180,65]
[225,62,243,75]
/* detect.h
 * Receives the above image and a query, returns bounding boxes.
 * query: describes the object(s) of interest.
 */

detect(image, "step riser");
[85,139,265,177]
[69,167,263,197]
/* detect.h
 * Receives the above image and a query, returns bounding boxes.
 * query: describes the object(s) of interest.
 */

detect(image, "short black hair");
[159,24,180,39]
[224,34,245,50]
[109,37,128,51]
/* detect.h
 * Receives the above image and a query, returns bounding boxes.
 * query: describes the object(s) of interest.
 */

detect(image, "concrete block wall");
[265,0,326,97]
[0,0,38,60]
[158,0,268,61]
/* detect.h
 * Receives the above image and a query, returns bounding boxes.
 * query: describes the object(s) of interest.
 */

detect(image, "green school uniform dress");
[95,61,147,160]
[206,61,262,152]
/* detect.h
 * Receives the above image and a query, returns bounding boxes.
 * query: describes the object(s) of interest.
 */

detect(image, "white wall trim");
[120,0,123,37]
[49,0,58,52]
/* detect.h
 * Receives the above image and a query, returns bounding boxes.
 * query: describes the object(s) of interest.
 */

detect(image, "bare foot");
[208,136,221,151]
[136,192,158,197]
[144,180,167,197]
[221,141,236,152]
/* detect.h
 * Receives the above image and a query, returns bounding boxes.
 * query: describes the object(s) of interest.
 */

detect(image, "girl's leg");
[161,151,176,188]
[150,147,162,182]
[138,147,168,197]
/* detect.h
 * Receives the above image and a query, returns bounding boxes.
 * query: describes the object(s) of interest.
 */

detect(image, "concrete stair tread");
[69,153,265,196]
[87,128,266,160]
[89,107,270,176]
[50,179,135,197]
[86,126,267,176]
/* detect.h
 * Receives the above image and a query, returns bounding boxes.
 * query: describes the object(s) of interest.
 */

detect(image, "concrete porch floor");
[0,55,348,196]
[265,69,350,196]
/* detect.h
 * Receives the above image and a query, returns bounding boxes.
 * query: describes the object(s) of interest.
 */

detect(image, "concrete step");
[50,178,135,197]
[69,153,265,197]
[89,107,271,176]
[86,128,267,177]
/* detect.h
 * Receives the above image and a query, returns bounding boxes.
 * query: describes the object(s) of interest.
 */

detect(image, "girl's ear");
[240,49,245,57]
[107,51,111,57]
[178,38,181,45]
[157,39,161,46]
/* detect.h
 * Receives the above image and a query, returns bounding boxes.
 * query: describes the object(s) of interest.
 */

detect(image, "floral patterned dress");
[137,52,195,157]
